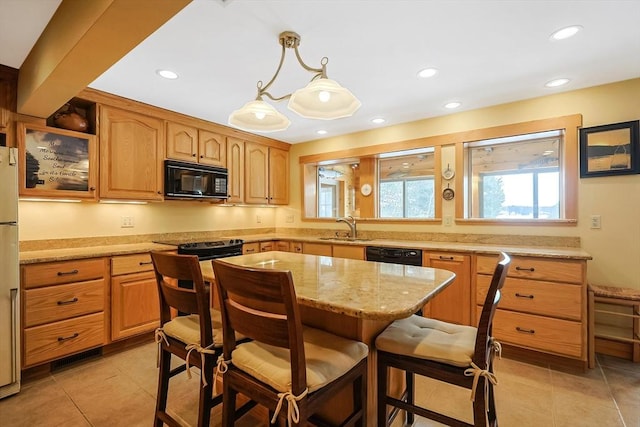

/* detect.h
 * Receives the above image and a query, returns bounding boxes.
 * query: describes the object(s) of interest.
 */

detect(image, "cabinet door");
[332,245,365,260]
[111,271,160,340]
[226,137,244,203]
[245,141,269,204]
[269,147,289,205]
[423,252,471,325]
[199,130,226,167]
[260,241,274,252]
[166,121,198,162]
[275,241,291,252]
[243,242,259,255]
[303,243,332,256]
[100,106,164,200]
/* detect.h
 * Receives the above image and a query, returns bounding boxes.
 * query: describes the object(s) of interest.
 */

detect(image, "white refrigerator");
[0,146,20,399]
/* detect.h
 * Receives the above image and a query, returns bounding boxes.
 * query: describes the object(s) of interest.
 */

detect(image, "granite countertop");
[19,242,177,264]
[19,233,592,264]
[231,233,593,260]
[200,252,456,321]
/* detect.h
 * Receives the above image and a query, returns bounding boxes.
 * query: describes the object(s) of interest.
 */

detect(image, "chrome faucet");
[336,216,357,240]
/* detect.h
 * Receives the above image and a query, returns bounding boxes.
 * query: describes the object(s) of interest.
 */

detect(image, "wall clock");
[360,183,372,196]
[442,164,455,180]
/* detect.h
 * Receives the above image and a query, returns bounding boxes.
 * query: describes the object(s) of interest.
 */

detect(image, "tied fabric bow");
[270,388,309,427]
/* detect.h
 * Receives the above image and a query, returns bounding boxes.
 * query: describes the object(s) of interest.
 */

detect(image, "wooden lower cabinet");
[475,254,587,363]
[332,245,365,260]
[422,252,471,325]
[303,242,332,256]
[243,242,259,254]
[22,258,108,367]
[110,254,159,341]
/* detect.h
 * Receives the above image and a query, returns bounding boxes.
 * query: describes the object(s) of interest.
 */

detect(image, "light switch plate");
[590,215,601,229]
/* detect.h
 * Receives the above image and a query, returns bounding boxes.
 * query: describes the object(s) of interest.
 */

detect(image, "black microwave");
[164,160,228,200]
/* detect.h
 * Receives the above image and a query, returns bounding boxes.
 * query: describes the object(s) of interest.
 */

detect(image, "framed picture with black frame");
[579,120,640,178]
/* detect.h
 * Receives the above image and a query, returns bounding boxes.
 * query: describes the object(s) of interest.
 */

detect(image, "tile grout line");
[596,356,628,427]
[51,373,95,427]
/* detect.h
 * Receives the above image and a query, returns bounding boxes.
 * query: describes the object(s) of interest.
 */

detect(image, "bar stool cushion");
[163,308,226,347]
[231,326,368,393]
[376,315,477,367]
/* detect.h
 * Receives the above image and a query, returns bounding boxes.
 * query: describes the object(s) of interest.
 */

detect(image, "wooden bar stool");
[212,258,369,427]
[151,252,253,427]
[376,252,510,427]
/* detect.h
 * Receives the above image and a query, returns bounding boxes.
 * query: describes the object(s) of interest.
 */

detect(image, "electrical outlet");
[590,215,601,229]
[444,216,453,226]
[286,214,294,223]
[121,216,134,228]
[256,215,262,224]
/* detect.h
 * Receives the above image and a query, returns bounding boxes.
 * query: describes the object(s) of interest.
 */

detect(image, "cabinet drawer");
[477,275,582,320]
[24,279,105,327]
[111,253,154,276]
[23,258,105,289]
[476,255,584,284]
[24,312,104,367]
[481,308,582,358]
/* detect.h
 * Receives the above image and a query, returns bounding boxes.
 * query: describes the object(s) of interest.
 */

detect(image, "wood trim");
[456,218,578,226]
[77,88,291,150]
[299,114,582,164]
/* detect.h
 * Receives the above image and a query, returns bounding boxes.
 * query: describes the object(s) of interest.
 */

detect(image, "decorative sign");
[17,122,97,199]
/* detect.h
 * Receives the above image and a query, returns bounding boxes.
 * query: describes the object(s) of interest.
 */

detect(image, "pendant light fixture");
[228,31,361,133]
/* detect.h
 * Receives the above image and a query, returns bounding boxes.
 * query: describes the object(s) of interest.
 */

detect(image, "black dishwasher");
[365,246,422,266]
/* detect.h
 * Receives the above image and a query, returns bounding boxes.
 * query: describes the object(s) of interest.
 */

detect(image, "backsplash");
[19,227,580,251]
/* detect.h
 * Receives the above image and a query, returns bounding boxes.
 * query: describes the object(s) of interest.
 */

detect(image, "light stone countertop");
[19,242,177,264]
[18,234,592,264]
[230,234,593,260]
[200,251,457,321]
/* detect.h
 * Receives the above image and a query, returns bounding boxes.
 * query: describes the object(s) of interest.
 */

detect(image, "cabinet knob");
[89,186,96,191]
[192,153,196,157]
[200,155,204,158]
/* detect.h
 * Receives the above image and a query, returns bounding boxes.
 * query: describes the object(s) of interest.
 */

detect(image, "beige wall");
[284,78,640,289]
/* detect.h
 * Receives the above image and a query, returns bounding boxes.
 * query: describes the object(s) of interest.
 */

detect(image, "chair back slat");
[473,252,510,365]
[151,252,213,346]
[212,259,307,392]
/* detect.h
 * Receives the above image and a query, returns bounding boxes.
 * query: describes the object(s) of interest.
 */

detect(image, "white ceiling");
[3,0,640,144]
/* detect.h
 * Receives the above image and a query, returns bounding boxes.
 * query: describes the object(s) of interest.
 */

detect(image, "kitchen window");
[464,130,567,220]
[378,150,435,218]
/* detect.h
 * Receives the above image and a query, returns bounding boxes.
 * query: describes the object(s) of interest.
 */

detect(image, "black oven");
[164,160,228,200]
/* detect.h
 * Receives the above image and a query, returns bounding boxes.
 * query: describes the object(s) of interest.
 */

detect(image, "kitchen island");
[199,251,457,426]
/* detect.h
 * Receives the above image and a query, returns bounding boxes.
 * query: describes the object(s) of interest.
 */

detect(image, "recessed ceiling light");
[316,130,328,135]
[417,68,438,78]
[156,69,178,79]
[371,117,386,124]
[444,101,461,109]
[545,78,570,88]
[550,25,583,41]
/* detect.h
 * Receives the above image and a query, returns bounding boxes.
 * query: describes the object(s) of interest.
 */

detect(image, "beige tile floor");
[0,341,638,426]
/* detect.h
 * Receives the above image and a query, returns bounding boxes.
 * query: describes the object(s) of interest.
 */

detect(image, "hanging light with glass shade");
[228,31,361,133]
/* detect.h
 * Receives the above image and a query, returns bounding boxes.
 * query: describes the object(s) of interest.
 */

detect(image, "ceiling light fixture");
[444,101,461,109]
[545,78,570,88]
[417,68,438,78]
[317,130,328,135]
[371,117,386,124]
[550,25,583,41]
[156,69,178,79]
[229,31,361,133]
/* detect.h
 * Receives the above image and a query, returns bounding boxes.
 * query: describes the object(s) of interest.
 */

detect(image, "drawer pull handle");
[57,297,79,305]
[515,293,534,299]
[439,256,454,260]
[516,327,535,334]
[58,333,79,342]
[139,261,153,265]
[515,266,535,272]
[246,249,255,253]
[57,269,79,276]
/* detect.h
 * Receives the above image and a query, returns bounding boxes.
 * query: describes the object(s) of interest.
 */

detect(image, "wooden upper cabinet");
[245,141,289,205]
[166,121,226,167]
[269,146,289,205]
[99,106,164,200]
[198,129,226,167]
[226,137,244,203]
